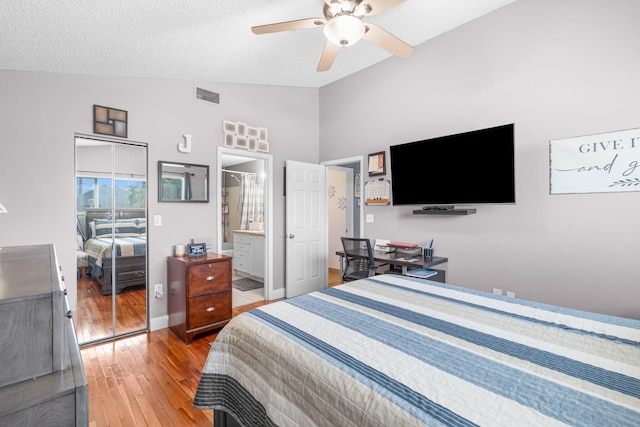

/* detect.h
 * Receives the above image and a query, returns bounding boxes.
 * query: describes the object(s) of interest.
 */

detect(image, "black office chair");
[340,237,386,282]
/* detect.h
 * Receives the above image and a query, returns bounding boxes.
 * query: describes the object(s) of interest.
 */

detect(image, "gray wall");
[0,71,319,323]
[1,0,638,324]
[319,0,640,319]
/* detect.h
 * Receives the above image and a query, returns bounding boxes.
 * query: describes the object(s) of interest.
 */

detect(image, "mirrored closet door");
[75,136,148,345]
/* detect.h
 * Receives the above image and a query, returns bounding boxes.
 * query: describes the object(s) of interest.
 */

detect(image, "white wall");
[0,71,319,325]
[319,0,640,319]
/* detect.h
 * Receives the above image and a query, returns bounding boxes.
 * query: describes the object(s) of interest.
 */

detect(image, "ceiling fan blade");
[362,23,413,58]
[357,0,407,16]
[252,18,325,35]
[317,41,341,72]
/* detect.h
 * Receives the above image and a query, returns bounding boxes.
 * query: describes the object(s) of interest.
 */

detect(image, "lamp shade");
[323,15,365,46]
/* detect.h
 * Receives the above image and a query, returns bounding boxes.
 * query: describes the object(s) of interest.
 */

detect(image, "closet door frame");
[75,134,149,345]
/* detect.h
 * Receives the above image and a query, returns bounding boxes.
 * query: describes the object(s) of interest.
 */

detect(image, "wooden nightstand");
[167,252,232,344]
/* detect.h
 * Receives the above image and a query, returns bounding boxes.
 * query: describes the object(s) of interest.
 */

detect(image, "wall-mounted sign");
[550,127,640,194]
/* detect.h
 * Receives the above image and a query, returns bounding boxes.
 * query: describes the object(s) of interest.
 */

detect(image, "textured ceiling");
[0,0,518,88]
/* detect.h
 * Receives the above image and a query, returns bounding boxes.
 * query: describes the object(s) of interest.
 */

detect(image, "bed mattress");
[194,274,640,426]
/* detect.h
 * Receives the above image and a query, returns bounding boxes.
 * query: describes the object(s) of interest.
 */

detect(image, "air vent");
[195,87,220,104]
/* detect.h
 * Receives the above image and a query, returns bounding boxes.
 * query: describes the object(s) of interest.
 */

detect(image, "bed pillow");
[136,218,147,237]
[94,219,140,238]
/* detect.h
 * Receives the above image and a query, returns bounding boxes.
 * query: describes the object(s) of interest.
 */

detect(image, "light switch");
[153,214,162,226]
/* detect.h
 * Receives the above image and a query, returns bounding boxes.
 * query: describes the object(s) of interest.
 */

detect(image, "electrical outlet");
[154,283,163,298]
[506,291,516,298]
[492,288,503,296]
[366,214,374,223]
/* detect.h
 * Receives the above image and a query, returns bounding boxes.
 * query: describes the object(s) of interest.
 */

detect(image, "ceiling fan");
[251,0,414,72]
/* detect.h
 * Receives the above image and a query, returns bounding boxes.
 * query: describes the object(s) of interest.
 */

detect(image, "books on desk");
[388,242,418,249]
[374,239,395,254]
[405,269,438,279]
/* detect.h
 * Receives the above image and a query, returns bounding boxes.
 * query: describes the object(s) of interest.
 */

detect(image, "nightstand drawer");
[188,263,230,296]
[189,292,231,329]
[168,253,232,343]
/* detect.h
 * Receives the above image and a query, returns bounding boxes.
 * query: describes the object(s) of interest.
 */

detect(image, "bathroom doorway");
[217,147,273,307]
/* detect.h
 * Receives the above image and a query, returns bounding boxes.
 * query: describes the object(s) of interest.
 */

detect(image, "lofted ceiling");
[0,0,518,88]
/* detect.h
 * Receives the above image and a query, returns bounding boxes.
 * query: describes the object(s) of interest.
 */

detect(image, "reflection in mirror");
[159,161,209,202]
[75,137,148,345]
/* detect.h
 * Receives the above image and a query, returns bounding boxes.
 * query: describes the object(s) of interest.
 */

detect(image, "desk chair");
[340,237,386,282]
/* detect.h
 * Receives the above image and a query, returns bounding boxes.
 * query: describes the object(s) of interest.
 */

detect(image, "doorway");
[75,136,148,345]
[322,156,364,285]
[217,147,273,306]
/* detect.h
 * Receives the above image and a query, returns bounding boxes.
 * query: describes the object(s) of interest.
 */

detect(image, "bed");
[83,208,146,295]
[193,274,640,426]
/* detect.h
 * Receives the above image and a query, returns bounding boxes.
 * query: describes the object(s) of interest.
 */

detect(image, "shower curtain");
[239,174,264,230]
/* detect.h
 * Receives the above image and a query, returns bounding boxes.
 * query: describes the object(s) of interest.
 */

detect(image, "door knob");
[289,234,295,239]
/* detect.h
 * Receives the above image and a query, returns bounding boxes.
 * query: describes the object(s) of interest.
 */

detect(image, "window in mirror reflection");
[158,161,209,202]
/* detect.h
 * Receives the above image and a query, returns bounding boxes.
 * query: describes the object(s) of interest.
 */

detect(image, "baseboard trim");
[150,314,169,332]
[268,287,285,300]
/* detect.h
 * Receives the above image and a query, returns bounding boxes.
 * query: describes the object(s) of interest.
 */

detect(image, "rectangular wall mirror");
[158,161,209,202]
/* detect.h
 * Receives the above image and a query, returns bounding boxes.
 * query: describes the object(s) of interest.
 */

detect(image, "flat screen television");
[389,123,515,207]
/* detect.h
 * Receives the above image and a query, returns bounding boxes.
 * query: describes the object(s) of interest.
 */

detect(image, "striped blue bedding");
[84,236,146,276]
[194,274,640,426]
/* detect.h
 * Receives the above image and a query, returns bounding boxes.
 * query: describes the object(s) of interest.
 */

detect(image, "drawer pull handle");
[206,307,215,312]
[206,275,215,281]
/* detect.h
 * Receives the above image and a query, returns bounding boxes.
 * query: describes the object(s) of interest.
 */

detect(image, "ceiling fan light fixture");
[327,1,343,17]
[324,14,365,46]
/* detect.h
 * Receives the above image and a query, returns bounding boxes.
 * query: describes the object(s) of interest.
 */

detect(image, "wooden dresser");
[0,244,88,426]
[167,253,232,343]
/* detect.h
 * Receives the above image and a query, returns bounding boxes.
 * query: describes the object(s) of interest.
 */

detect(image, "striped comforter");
[193,274,640,426]
[84,236,146,277]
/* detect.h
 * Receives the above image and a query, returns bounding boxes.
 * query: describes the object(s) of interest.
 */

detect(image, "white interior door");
[285,160,327,298]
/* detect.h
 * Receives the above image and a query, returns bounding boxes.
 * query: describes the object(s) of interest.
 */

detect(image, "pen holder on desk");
[423,247,434,260]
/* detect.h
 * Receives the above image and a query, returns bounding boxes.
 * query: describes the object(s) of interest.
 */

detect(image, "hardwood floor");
[76,276,147,344]
[81,300,271,427]
[328,267,342,287]
[80,270,342,426]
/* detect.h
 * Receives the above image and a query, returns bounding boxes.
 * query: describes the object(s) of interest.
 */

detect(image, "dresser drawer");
[235,242,251,252]
[189,292,231,329]
[234,233,251,245]
[188,263,230,296]
[233,250,249,271]
[116,268,145,282]
[0,244,66,388]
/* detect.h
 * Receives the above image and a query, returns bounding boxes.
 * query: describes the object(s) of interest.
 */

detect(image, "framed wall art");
[368,151,386,176]
[94,105,128,138]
